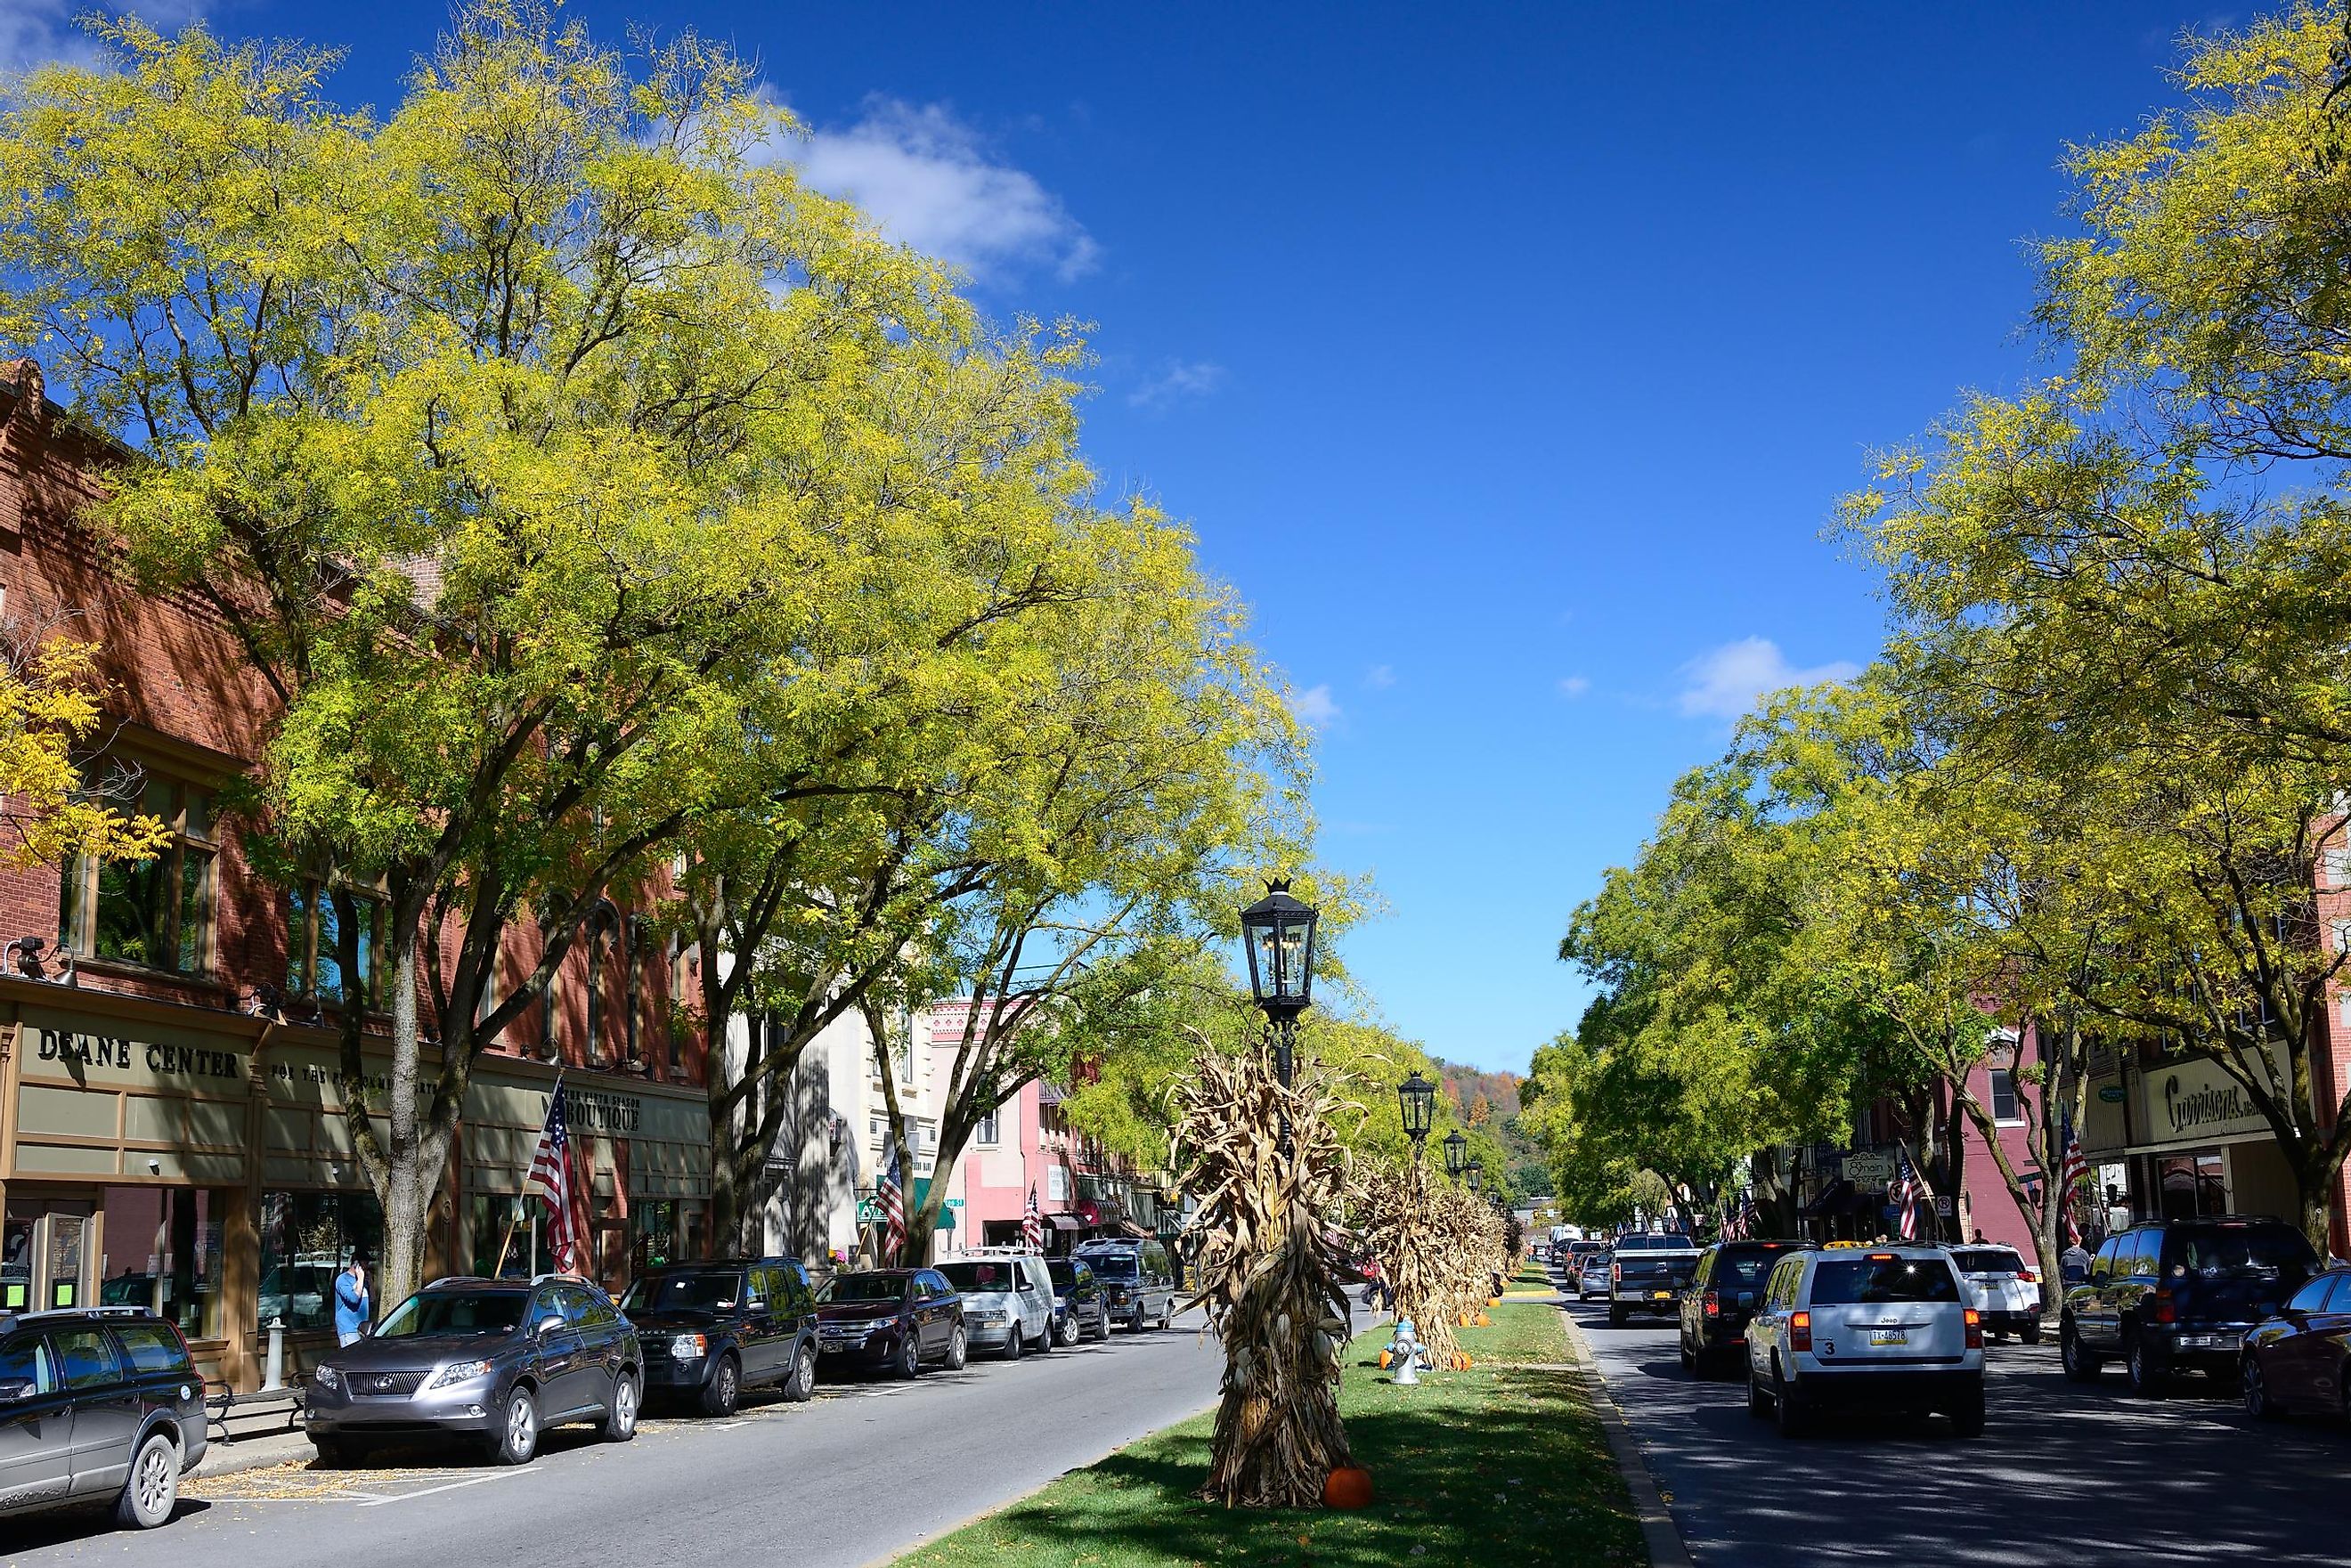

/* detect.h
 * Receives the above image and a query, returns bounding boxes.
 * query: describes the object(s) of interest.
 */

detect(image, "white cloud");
[1364,664,1396,690]
[1676,637,1859,719]
[791,98,1098,284]
[1294,685,1340,727]
[4,2,204,74]
[1557,675,1590,699]
[1127,359,1225,410]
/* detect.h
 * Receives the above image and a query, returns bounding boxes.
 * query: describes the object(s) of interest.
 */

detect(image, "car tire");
[1035,1319,1054,1353]
[1092,1307,1112,1343]
[2243,1355,2277,1420]
[1773,1364,1810,1438]
[2126,1334,2167,1399]
[116,1430,181,1530]
[2021,1320,2043,1346]
[1948,1385,1986,1439]
[897,1333,923,1379]
[784,1343,818,1402]
[1747,1366,1771,1419]
[944,1326,967,1372]
[1129,1307,1147,1334]
[701,1353,742,1417]
[1159,1298,1174,1331]
[1001,1322,1023,1361]
[1679,1336,1696,1375]
[492,1386,540,1466]
[602,1372,640,1442]
[2060,1319,2103,1383]
[1057,1312,1079,1348]
[1608,1304,1627,1328]
[311,1437,370,1469]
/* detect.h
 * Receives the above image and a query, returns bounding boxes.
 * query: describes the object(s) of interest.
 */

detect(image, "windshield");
[376,1290,526,1337]
[1810,1257,1962,1305]
[940,1262,1017,1294]
[820,1273,907,1304]
[1083,1254,1139,1280]
[2164,1226,2316,1282]
[622,1271,743,1313]
[1046,1261,1080,1288]
[1952,1248,2024,1275]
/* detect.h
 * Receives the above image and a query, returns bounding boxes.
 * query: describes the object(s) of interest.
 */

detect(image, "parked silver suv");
[938,1253,1056,1360]
[0,1306,208,1531]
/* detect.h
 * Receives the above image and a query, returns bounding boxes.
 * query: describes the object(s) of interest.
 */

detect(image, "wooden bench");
[206,1380,306,1443]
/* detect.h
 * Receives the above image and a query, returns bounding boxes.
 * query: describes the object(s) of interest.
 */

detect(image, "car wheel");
[1036,1318,1054,1353]
[944,1326,967,1372]
[897,1333,923,1379]
[700,1353,742,1417]
[2060,1318,2102,1383]
[1130,1307,1147,1333]
[1002,1322,1024,1361]
[2126,1334,2166,1399]
[1746,1366,1771,1419]
[2243,1355,2278,1420]
[602,1372,640,1442]
[1608,1304,1627,1328]
[116,1430,181,1530]
[492,1386,539,1466]
[1773,1364,1810,1438]
[1948,1384,1986,1439]
[2020,1320,2043,1346]
[1159,1298,1174,1331]
[311,1437,370,1469]
[784,1344,818,1402]
[1679,1336,1696,1375]
[1057,1312,1079,1348]
[1093,1306,1111,1343]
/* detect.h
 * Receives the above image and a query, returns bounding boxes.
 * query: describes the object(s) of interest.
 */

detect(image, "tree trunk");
[378,925,428,1308]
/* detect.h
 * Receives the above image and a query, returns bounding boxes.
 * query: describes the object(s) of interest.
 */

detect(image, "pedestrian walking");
[2060,1238,2092,1285]
[334,1260,370,1346]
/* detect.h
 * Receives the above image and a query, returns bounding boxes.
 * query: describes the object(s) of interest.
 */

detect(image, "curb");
[1558,1301,1695,1568]
[192,1432,316,1481]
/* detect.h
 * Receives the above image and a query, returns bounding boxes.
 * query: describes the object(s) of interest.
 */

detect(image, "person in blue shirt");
[334,1261,370,1345]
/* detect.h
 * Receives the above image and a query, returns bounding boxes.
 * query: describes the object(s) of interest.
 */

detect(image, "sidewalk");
[192,1405,317,1480]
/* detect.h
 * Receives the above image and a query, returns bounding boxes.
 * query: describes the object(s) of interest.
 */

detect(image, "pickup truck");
[1607,1233,1702,1327]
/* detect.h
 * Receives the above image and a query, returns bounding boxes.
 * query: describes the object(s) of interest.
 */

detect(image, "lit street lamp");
[1443,1128,1468,1182]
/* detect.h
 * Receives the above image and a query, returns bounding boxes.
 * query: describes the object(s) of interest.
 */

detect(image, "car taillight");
[1611,1263,1623,1285]
[2154,1290,2176,1325]
[1964,1308,1983,1349]
[1790,1311,1811,1352]
[2017,1269,2038,1285]
[1703,1291,1721,1319]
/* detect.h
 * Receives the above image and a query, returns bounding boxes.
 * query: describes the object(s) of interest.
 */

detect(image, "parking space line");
[354,1470,541,1507]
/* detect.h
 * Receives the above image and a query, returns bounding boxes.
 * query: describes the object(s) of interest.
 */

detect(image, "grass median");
[896,1290,1644,1568]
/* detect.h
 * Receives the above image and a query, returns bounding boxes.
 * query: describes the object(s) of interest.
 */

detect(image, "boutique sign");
[2140,1046,2290,1147]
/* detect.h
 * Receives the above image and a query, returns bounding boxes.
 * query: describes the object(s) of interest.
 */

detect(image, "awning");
[1037,1082,1067,1107]
[1046,1215,1083,1232]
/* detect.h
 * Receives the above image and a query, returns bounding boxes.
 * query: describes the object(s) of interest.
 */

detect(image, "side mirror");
[745,1297,766,1313]
[537,1315,566,1338]
[0,1377,35,1402]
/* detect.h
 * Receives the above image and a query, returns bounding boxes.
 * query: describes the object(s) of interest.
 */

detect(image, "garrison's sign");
[2138,1046,2291,1148]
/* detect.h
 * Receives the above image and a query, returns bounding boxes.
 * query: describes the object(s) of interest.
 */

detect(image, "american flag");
[528,1078,580,1272]
[878,1146,907,1263]
[1022,1185,1044,1251]
[1894,1146,1922,1241]
[2060,1112,2091,1245]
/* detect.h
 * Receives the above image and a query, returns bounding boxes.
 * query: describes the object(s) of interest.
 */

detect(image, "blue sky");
[7,2,2239,1074]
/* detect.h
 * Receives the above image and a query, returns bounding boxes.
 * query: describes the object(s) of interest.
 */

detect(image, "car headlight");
[313,1365,342,1393]
[430,1359,495,1388]
[670,1333,707,1359]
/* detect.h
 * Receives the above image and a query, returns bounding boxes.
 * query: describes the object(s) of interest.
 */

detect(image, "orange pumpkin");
[1323,1466,1375,1509]
[1474,1312,1491,1327]
[1378,1349,1393,1369]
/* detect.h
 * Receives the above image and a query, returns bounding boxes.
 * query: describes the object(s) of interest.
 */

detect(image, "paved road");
[1558,1265,2351,1567]
[4,1312,1220,1568]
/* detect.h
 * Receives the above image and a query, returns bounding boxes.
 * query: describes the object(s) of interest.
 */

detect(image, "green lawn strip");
[896,1301,1643,1568]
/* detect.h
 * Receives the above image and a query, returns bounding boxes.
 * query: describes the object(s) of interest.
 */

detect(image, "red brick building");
[0,362,712,1393]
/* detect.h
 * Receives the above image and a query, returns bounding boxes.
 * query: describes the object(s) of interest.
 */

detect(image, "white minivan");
[937,1253,1056,1361]
[1744,1243,1985,1439]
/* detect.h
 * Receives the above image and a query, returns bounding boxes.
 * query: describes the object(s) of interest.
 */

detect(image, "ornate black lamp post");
[1442,1128,1468,1182]
[1465,1159,1485,1195]
[1397,1071,1436,1158]
[1241,880,1318,1155]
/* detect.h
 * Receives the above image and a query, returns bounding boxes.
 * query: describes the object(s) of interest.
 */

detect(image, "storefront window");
[2152,1151,2228,1223]
[630,1200,679,1276]
[257,1190,383,1331]
[98,1188,226,1342]
[468,1194,557,1280]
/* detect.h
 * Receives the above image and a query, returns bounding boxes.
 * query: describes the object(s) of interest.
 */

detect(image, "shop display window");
[98,1187,226,1341]
[257,1190,383,1331]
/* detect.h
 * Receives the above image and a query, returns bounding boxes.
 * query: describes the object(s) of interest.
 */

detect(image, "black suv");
[2061,1218,2319,1395]
[306,1275,641,1466]
[1047,1257,1111,1345]
[1678,1239,1804,1377]
[622,1257,819,1415]
[0,1306,207,1531]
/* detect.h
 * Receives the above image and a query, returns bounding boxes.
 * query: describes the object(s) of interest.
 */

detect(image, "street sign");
[1934,1196,1955,1216]
[946,1198,964,1209]
[2098,1085,2127,1103]
[1844,1153,1895,1189]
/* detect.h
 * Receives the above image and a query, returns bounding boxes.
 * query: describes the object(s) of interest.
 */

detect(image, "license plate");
[1653,1290,1672,1300]
[1868,1329,1908,1346]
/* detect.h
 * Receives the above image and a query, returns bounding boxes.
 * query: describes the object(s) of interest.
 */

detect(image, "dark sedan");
[815,1269,965,1378]
[306,1276,640,1466]
[2243,1264,2351,1421]
[622,1257,818,1415]
[1047,1257,1111,1345]
[1679,1239,1803,1377]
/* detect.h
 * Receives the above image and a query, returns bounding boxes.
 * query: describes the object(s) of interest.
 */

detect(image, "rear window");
[1952,1248,2025,1275]
[1715,1247,1794,1286]
[1617,1236,1693,1253]
[1810,1256,1962,1305]
[110,1322,190,1375]
[2161,1225,2317,1282]
[1083,1254,1139,1280]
